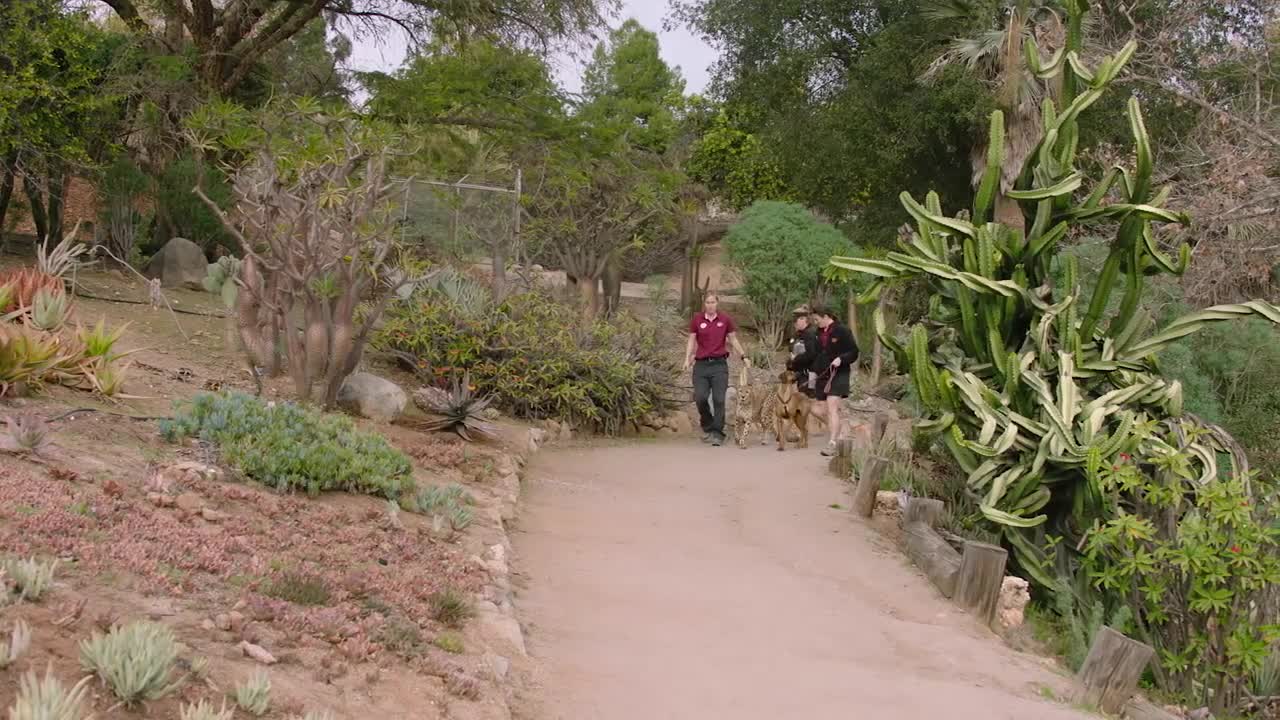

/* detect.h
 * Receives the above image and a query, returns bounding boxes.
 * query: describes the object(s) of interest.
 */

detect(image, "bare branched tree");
[1094,0,1279,304]
[190,101,412,406]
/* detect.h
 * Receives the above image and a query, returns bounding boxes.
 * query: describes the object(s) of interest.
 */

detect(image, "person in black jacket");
[787,305,819,397]
[810,307,858,456]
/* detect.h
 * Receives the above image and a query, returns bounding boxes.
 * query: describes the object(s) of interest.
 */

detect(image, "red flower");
[1230,546,1242,554]
[1119,453,1130,462]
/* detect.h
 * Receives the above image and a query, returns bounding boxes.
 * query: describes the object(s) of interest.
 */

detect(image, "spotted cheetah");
[734,365,780,448]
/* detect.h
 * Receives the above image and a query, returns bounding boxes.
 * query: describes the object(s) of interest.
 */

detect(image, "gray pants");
[692,357,728,436]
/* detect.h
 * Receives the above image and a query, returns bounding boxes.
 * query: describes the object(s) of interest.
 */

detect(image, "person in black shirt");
[810,307,858,456]
[787,305,819,397]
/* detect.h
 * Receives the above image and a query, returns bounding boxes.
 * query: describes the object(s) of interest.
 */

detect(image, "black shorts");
[815,369,851,400]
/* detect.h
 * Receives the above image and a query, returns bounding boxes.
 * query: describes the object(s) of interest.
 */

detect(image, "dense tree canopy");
[94,0,610,95]
[674,0,990,238]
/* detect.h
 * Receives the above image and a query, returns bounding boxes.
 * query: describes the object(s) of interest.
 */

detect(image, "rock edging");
[458,425,551,720]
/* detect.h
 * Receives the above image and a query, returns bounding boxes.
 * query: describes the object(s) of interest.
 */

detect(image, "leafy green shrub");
[1081,467,1280,706]
[376,290,675,434]
[160,393,414,500]
[153,155,236,256]
[79,620,183,705]
[723,201,856,346]
[2,556,57,601]
[234,670,270,716]
[8,665,91,720]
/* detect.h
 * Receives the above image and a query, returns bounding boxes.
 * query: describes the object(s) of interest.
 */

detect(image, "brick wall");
[7,175,103,238]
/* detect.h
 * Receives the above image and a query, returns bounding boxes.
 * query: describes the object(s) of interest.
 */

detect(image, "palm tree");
[922,0,1078,234]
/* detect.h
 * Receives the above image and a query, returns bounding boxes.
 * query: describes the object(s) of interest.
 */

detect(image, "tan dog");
[772,369,812,451]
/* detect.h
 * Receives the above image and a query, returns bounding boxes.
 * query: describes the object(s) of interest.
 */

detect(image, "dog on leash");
[734,365,822,450]
[771,369,813,451]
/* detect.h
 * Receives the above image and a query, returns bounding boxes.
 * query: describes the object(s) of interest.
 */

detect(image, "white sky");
[344,0,717,96]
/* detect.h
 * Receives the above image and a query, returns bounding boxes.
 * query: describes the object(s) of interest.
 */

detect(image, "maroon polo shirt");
[689,312,736,360]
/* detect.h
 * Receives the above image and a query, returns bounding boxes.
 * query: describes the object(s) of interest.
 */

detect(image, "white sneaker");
[820,442,837,457]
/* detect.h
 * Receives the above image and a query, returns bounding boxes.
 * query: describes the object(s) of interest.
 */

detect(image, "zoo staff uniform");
[689,311,736,439]
[788,325,820,397]
[813,321,857,400]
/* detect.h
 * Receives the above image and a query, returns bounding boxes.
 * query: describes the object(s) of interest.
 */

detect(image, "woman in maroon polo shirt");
[682,294,750,446]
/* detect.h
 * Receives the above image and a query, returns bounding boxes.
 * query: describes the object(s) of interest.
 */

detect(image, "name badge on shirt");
[700,322,708,329]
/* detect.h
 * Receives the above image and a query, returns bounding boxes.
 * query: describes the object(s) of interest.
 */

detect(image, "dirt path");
[511,440,1091,720]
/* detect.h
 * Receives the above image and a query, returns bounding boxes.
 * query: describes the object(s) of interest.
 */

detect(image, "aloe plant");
[412,371,499,442]
[827,18,1279,590]
[29,288,72,332]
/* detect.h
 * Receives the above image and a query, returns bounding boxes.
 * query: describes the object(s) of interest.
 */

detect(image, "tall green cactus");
[829,17,1280,589]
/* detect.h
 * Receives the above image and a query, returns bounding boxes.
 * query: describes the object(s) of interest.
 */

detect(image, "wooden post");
[904,522,962,598]
[955,541,1008,627]
[904,497,945,528]
[1074,626,1156,713]
[827,437,854,478]
[850,455,886,518]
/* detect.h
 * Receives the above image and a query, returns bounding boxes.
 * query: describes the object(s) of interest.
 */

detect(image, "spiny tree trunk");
[602,250,623,317]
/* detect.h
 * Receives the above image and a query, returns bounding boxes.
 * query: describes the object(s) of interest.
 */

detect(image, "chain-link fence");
[391,172,522,267]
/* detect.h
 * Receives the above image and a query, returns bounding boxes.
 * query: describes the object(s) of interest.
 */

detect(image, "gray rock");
[666,411,693,435]
[476,608,526,656]
[484,652,511,682]
[144,237,208,289]
[336,373,407,422]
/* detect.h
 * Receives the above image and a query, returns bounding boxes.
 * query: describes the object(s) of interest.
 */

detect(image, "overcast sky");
[345,0,718,96]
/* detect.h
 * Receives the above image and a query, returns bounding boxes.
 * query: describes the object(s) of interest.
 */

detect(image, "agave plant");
[0,268,63,313]
[412,372,499,441]
[29,287,72,332]
[828,19,1279,589]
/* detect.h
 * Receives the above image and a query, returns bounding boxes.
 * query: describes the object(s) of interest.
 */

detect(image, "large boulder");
[336,373,407,422]
[144,238,208,290]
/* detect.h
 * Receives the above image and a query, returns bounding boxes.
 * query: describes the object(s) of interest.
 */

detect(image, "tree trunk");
[0,153,17,235]
[577,273,600,319]
[22,170,47,243]
[45,160,67,245]
[602,251,622,317]
[994,192,1025,237]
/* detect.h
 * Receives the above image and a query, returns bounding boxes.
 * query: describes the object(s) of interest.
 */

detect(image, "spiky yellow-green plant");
[827,15,1278,591]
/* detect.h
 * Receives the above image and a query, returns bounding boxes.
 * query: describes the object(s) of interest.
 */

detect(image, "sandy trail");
[511,440,1091,720]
